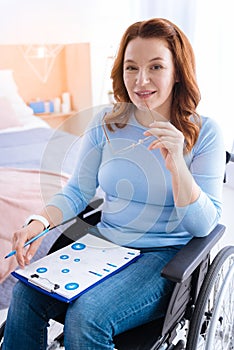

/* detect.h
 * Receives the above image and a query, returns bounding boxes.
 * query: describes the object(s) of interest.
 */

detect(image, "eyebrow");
[124,57,165,64]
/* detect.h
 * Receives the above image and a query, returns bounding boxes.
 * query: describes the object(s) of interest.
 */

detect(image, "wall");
[0,45,66,103]
[65,43,92,112]
[0,43,92,113]
[0,0,140,45]
[0,0,197,107]
[0,0,142,107]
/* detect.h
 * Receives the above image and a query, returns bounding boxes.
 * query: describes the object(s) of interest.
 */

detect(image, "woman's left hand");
[144,121,185,172]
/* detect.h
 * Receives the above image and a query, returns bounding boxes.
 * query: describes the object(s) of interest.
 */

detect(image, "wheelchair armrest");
[161,224,226,283]
[79,198,104,218]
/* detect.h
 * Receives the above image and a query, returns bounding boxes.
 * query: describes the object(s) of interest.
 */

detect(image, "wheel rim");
[195,253,234,350]
[205,262,234,349]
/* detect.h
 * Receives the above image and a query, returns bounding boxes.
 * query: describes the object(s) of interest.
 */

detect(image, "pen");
[4,228,50,259]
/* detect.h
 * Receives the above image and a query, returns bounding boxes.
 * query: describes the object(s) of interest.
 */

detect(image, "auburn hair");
[105,18,201,152]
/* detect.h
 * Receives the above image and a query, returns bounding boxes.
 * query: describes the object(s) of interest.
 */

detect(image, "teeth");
[138,92,152,96]
[138,91,153,96]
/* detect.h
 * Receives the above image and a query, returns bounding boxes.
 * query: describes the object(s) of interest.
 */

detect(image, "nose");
[136,69,150,85]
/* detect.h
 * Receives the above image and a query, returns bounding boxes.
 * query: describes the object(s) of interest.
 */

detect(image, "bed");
[0,70,81,309]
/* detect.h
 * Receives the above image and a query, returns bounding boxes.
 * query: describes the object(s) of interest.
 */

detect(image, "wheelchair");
[1,152,234,350]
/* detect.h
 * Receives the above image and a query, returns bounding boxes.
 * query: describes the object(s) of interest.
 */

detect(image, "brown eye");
[152,65,162,70]
[125,66,137,71]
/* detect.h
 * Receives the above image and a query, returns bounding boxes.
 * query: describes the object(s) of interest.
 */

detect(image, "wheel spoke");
[186,247,234,350]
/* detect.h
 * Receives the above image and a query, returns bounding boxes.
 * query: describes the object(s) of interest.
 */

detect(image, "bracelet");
[24,215,50,229]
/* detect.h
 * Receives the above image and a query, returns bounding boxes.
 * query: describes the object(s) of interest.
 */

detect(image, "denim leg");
[64,248,177,350]
[3,248,177,350]
[2,281,68,350]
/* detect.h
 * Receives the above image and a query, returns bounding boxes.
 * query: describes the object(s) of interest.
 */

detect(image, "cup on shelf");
[62,92,71,112]
[61,103,70,114]
[53,97,61,113]
[44,101,51,113]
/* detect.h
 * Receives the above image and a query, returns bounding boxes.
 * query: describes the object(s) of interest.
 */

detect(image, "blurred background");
[0,0,233,319]
[0,0,233,148]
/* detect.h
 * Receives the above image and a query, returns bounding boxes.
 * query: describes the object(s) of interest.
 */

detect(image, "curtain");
[194,0,234,150]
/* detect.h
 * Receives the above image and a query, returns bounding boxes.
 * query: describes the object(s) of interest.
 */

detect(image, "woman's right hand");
[12,220,45,268]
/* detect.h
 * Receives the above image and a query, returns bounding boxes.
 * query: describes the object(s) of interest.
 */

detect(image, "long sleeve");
[47,110,225,248]
[176,117,225,237]
[47,109,106,222]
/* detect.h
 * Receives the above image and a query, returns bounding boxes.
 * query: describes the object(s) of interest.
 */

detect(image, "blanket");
[0,127,80,174]
[0,168,69,283]
[0,127,81,308]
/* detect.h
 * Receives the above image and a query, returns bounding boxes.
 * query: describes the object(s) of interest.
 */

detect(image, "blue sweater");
[48,107,225,248]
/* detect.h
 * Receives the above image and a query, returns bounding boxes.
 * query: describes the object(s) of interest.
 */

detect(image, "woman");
[3,18,225,349]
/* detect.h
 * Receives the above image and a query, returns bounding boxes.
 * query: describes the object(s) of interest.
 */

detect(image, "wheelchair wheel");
[186,245,234,350]
[0,321,5,349]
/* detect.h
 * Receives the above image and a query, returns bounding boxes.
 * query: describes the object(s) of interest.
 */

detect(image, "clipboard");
[12,234,142,303]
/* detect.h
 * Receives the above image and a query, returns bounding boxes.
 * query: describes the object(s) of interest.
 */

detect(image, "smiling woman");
[2,18,225,350]
[107,18,201,154]
[123,37,176,123]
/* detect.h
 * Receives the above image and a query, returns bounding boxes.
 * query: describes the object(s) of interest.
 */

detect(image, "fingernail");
[27,254,32,261]
[149,121,157,127]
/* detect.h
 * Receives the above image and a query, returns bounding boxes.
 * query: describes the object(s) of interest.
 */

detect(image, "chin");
[134,99,152,111]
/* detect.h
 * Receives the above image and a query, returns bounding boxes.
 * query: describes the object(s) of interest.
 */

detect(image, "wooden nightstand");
[35,111,77,132]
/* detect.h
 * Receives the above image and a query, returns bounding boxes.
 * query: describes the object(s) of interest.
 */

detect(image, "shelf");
[35,111,77,130]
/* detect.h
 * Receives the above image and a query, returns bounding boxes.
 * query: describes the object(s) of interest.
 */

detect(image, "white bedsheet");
[0,115,50,134]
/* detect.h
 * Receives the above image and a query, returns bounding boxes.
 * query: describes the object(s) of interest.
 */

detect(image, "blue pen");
[4,228,50,259]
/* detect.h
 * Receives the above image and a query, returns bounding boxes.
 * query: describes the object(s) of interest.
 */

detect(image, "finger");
[12,231,28,268]
[15,244,27,268]
[12,228,37,267]
[149,121,184,137]
[25,238,43,264]
[148,136,174,149]
[148,139,162,150]
[149,120,172,129]
[15,249,26,268]
[144,126,177,139]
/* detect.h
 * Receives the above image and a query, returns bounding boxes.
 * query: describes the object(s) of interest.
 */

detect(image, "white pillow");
[0,96,22,129]
[0,69,21,96]
[0,70,34,123]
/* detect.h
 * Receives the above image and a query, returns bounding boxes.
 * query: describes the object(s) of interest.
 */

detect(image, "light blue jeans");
[3,247,179,350]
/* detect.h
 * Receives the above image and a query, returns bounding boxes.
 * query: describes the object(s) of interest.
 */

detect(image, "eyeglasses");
[102,120,154,155]
[101,101,166,155]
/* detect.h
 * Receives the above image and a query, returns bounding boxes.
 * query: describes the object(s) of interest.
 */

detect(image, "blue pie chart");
[71,242,86,250]
[65,282,79,290]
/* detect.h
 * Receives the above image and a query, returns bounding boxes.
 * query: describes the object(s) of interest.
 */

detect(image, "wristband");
[24,215,50,229]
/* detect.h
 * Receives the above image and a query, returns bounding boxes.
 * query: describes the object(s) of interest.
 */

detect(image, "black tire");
[0,320,5,349]
[186,245,234,350]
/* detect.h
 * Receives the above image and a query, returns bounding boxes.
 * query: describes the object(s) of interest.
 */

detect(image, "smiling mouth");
[135,91,156,98]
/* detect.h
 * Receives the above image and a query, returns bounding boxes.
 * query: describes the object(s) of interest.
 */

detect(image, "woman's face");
[123,37,177,120]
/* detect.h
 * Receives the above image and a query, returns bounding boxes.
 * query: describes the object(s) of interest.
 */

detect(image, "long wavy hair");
[105,18,201,152]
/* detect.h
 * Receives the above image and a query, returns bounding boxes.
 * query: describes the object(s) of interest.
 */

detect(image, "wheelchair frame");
[1,153,234,350]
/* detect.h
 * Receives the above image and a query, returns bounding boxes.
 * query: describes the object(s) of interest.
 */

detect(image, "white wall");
[0,0,140,107]
[0,0,196,106]
[193,0,234,151]
[0,0,123,44]
[0,0,141,44]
